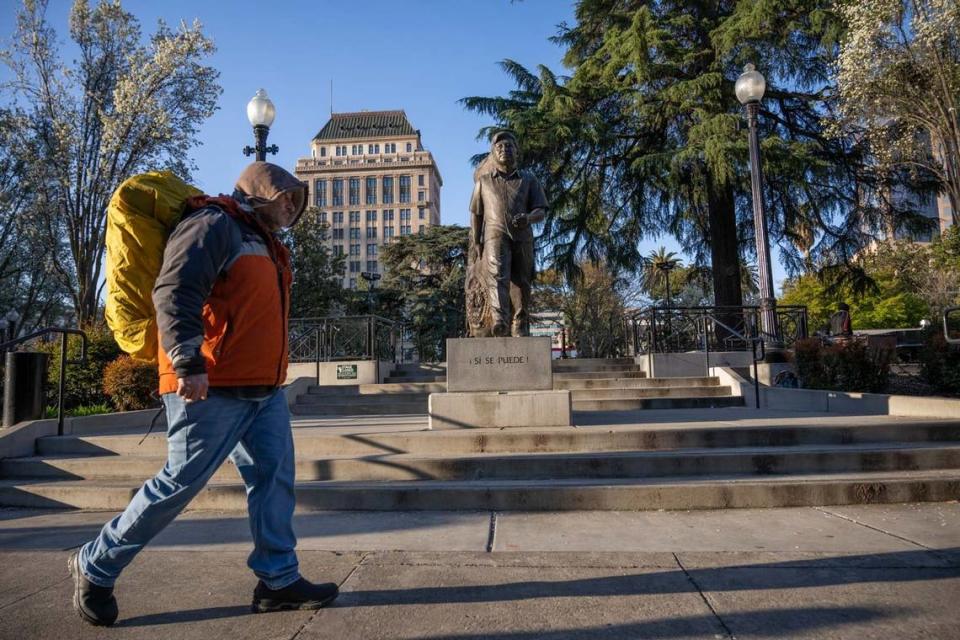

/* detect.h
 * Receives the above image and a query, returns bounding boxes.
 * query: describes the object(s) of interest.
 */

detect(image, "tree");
[1,0,221,325]
[548,262,634,358]
[640,247,682,306]
[832,0,960,226]
[0,108,71,334]
[286,208,345,318]
[380,225,469,362]
[780,239,944,331]
[461,1,933,307]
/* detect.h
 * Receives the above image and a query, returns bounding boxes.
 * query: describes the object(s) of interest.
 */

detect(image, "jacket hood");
[233,161,308,227]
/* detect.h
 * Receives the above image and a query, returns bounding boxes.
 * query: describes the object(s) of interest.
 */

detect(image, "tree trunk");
[708,184,743,308]
[707,183,744,345]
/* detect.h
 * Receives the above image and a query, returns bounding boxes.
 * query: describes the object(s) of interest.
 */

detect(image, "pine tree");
[461,0,935,307]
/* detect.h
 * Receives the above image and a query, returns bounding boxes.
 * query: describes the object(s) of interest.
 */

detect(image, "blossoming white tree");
[833,0,960,228]
[1,0,221,325]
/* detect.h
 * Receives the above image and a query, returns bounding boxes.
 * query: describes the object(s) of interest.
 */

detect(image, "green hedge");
[32,326,122,411]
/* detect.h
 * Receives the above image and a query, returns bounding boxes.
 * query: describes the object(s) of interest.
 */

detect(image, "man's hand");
[176,373,209,403]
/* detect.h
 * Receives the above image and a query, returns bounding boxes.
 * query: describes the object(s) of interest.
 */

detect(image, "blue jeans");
[78,389,300,589]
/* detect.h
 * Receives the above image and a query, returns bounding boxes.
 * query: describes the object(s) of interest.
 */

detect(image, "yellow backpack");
[104,171,202,363]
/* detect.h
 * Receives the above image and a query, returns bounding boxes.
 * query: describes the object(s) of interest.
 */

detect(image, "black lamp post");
[243,89,279,162]
[736,64,778,345]
[657,261,677,309]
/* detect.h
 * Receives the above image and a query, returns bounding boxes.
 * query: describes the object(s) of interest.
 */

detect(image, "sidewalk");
[0,503,958,639]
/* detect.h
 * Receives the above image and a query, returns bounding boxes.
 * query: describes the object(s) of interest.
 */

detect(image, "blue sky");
[1,0,788,291]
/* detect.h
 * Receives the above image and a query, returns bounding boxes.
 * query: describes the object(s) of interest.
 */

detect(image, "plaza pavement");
[0,502,958,639]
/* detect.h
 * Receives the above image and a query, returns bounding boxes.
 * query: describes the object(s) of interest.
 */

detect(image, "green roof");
[313,110,416,141]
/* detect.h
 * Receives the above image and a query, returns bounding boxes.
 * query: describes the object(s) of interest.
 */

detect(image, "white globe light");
[246,89,276,128]
[735,64,766,105]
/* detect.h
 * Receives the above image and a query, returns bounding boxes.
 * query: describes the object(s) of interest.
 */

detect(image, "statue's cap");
[490,129,517,144]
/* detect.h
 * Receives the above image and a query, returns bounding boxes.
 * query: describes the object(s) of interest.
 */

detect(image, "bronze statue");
[466,131,548,337]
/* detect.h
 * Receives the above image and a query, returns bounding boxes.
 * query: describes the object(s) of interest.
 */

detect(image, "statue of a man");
[468,130,548,337]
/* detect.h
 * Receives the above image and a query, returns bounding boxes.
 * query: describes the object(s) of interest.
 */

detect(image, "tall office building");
[294,110,443,288]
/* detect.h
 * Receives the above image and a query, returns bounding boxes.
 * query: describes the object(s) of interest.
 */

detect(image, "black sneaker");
[68,552,118,626]
[251,577,339,613]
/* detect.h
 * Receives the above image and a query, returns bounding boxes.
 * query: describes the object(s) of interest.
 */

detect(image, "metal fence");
[625,305,809,356]
[288,315,402,363]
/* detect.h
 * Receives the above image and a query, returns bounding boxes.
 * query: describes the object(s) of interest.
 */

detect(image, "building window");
[350,244,361,257]
[399,175,411,203]
[349,228,360,240]
[417,190,425,202]
[366,226,377,239]
[418,207,425,220]
[332,228,344,240]
[332,211,344,225]
[352,144,362,155]
[365,177,376,204]
[319,211,328,224]
[418,174,425,187]
[332,179,343,206]
[382,209,394,222]
[315,179,327,207]
[367,143,380,154]
[366,260,378,272]
[320,147,327,157]
[400,225,411,236]
[400,209,411,222]
[350,260,361,273]
[406,142,412,152]
[386,143,396,153]
[367,243,378,256]
[349,277,357,288]
[349,177,360,205]
[384,226,394,239]
[333,244,344,256]
[349,211,360,225]
[382,177,394,204]
[365,210,377,223]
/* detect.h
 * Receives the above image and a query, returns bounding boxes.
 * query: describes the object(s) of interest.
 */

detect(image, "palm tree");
[641,247,682,307]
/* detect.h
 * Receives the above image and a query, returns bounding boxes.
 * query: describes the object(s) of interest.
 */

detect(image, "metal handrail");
[699,312,765,409]
[1,327,88,435]
[945,306,960,345]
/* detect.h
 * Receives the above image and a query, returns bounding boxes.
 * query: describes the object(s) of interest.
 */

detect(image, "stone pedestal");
[429,390,571,429]
[446,336,552,392]
[429,337,572,429]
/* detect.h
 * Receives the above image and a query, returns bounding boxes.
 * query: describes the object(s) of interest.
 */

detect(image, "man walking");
[70,162,338,626]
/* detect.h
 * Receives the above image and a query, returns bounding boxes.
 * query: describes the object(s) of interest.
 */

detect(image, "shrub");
[33,325,122,411]
[793,337,892,393]
[103,355,160,411]
[919,331,960,395]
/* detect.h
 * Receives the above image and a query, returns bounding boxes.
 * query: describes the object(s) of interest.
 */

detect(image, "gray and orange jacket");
[153,194,291,394]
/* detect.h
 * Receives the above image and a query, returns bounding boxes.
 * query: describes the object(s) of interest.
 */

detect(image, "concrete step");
[552,363,641,373]
[573,396,744,411]
[552,358,635,368]
[4,469,958,511]
[297,392,429,406]
[383,375,447,384]
[290,401,427,416]
[307,383,446,395]
[6,443,960,484]
[387,369,448,378]
[554,371,646,380]
[568,386,732,401]
[555,376,718,390]
[38,421,960,458]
